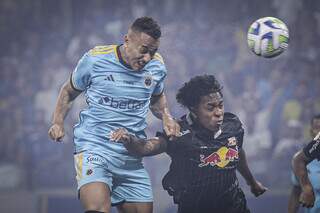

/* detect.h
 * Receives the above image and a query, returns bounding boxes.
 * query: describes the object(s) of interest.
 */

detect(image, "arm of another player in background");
[150,93,180,137]
[292,150,315,208]
[288,185,302,213]
[237,149,268,197]
[48,79,81,142]
[111,128,168,156]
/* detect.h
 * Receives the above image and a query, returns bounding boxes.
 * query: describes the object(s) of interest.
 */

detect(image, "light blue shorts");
[74,150,153,205]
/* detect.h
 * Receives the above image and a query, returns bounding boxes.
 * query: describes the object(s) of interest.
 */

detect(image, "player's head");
[176,75,224,131]
[123,17,161,71]
[311,114,320,138]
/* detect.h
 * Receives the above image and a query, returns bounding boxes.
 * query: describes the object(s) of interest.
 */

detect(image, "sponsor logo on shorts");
[86,169,93,176]
[86,154,106,164]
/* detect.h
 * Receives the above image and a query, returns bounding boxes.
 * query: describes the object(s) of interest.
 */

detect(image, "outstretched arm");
[292,150,315,208]
[48,79,81,141]
[111,128,168,156]
[150,93,180,138]
[237,149,267,197]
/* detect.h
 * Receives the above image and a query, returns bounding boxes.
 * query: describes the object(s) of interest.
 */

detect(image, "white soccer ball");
[247,17,289,58]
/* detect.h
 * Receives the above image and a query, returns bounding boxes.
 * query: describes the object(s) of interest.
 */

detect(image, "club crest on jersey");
[144,75,153,88]
[227,137,237,146]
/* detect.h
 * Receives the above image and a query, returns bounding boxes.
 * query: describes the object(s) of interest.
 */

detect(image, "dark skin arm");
[237,149,267,197]
[288,185,302,213]
[48,79,81,142]
[292,150,315,208]
[150,93,180,138]
[111,128,168,156]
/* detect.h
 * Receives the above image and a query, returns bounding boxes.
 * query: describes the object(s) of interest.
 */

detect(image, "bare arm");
[48,78,81,141]
[292,150,315,208]
[150,93,171,119]
[110,128,168,156]
[237,149,267,196]
[288,185,301,213]
[150,93,180,137]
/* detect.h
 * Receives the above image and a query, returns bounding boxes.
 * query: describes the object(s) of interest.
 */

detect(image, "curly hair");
[131,16,161,39]
[176,75,223,109]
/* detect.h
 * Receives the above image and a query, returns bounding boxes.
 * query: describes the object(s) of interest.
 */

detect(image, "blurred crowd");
[1,0,320,196]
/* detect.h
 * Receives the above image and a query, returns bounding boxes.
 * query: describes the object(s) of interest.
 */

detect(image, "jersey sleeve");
[71,53,94,91]
[151,56,167,96]
[303,133,320,160]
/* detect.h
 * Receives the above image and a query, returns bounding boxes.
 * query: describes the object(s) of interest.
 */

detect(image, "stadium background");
[1,0,319,212]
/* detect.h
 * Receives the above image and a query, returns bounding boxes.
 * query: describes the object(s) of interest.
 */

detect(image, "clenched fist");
[48,123,65,142]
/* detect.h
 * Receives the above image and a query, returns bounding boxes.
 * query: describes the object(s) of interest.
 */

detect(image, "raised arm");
[111,128,168,156]
[48,79,81,141]
[292,150,314,208]
[150,93,180,137]
[237,149,267,197]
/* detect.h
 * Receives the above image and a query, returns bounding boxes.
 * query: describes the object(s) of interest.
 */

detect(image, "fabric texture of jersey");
[71,45,167,161]
[157,112,248,212]
[291,160,320,213]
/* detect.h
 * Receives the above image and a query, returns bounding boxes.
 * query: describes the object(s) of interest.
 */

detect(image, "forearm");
[237,149,256,185]
[288,186,301,213]
[52,81,80,124]
[124,137,167,157]
[292,151,312,189]
[150,93,171,120]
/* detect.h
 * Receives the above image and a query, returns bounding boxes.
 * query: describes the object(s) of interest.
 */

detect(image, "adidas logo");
[105,74,115,82]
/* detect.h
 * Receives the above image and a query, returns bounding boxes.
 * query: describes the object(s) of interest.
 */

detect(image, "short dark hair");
[131,16,161,39]
[176,75,223,109]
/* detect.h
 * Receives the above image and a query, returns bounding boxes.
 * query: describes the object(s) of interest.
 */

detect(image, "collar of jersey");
[116,44,133,70]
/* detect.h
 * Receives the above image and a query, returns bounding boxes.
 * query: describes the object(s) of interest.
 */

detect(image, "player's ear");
[189,108,197,119]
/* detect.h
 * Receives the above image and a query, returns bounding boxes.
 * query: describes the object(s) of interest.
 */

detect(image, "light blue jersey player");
[49,17,180,213]
[289,114,320,213]
[291,160,320,213]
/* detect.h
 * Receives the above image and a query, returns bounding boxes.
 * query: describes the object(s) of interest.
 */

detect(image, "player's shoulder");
[222,112,243,134]
[145,52,166,73]
[153,52,165,64]
[88,44,117,57]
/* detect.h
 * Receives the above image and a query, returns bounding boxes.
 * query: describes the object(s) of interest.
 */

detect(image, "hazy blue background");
[1,0,319,212]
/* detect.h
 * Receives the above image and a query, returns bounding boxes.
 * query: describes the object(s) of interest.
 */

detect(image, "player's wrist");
[301,183,313,193]
[162,109,173,120]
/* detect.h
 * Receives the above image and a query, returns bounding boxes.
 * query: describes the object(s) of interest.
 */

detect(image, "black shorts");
[177,182,250,213]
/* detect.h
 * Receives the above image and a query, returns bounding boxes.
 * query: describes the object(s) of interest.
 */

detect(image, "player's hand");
[48,123,65,142]
[110,128,132,144]
[299,185,315,208]
[250,180,267,197]
[162,114,180,140]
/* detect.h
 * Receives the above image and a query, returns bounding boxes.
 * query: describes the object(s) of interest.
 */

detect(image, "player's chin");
[131,65,143,71]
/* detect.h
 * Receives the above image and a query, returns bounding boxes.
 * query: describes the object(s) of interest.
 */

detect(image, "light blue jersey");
[71,45,166,203]
[292,160,320,213]
[71,44,166,159]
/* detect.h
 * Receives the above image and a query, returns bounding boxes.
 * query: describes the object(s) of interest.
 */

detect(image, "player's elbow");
[292,150,307,170]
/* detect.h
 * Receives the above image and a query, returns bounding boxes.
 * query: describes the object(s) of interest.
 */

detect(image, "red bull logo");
[198,146,238,168]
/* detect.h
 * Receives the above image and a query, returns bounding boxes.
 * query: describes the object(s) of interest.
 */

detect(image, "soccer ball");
[247,17,289,58]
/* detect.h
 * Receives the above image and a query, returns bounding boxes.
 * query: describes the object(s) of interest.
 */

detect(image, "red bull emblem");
[198,146,238,168]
